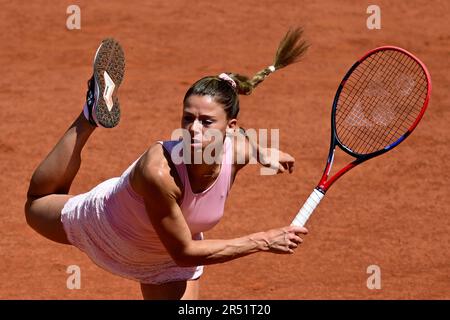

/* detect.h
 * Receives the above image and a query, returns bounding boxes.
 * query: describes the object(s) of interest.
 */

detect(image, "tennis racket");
[291,46,431,227]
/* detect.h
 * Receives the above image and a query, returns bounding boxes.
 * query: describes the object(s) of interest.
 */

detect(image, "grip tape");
[291,188,324,227]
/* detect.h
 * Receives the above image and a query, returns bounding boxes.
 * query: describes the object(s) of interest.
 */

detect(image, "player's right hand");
[262,226,308,254]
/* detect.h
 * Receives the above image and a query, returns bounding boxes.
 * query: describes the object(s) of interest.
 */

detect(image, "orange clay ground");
[0,0,449,299]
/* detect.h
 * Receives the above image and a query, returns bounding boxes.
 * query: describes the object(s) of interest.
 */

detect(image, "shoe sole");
[93,38,125,128]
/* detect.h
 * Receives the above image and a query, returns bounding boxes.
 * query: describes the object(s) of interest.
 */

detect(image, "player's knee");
[24,199,32,223]
[24,198,37,227]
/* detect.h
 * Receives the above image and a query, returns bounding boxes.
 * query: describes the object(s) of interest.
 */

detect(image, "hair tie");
[218,73,237,88]
[268,65,276,72]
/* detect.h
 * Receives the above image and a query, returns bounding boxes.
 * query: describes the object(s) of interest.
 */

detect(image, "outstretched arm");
[230,127,295,175]
[131,144,307,267]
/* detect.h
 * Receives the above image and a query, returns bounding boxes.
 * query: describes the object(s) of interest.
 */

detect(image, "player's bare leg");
[140,279,200,300]
[25,113,95,244]
[25,38,125,244]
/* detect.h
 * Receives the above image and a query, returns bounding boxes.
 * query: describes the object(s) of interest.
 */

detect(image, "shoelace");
[84,76,98,127]
[86,77,95,108]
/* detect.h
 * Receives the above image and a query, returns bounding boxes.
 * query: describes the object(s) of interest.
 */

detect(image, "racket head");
[331,46,431,159]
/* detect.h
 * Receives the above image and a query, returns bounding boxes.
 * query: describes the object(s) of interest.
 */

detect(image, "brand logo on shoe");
[103,71,115,112]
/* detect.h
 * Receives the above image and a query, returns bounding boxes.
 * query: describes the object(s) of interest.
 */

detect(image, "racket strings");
[335,49,428,155]
[344,53,422,151]
[338,53,398,148]
[339,51,407,149]
[338,52,396,148]
[340,52,427,153]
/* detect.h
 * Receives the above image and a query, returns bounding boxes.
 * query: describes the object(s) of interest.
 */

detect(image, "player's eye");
[183,115,194,123]
[202,119,214,126]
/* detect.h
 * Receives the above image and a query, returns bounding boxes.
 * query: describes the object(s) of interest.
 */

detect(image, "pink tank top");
[156,137,233,234]
[61,137,233,283]
[107,136,233,238]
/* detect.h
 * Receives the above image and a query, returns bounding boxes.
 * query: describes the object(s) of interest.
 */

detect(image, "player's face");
[182,94,234,150]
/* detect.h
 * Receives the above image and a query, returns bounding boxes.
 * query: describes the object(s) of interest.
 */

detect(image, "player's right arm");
[130,144,308,267]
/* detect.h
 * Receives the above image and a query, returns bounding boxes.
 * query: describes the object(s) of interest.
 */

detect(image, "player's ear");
[226,119,237,134]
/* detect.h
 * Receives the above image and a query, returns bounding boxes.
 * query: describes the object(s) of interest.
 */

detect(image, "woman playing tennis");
[25,28,309,299]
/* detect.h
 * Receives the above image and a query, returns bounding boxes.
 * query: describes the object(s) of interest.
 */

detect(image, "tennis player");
[25,29,309,299]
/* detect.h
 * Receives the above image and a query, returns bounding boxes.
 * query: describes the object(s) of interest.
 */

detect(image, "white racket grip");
[291,188,325,227]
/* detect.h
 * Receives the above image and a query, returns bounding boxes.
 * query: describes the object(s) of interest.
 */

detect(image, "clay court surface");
[1,0,449,299]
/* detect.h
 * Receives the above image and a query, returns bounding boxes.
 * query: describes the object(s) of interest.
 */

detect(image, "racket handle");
[291,188,325,227]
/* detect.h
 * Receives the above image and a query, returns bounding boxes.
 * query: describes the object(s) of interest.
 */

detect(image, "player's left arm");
[230,127,295,174]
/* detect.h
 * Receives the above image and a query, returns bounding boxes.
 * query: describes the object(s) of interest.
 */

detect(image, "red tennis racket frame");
[317,46,432,193]
[291,46,431,227]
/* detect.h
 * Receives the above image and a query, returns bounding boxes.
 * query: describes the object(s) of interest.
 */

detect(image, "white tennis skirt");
[60,177,203,284]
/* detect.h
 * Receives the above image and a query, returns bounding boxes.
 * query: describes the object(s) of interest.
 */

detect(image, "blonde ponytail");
[227,27,309,95]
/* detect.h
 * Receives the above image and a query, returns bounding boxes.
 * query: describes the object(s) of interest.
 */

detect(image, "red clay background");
[0,0,449,299]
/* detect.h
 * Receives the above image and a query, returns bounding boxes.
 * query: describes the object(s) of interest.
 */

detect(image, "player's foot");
[83,38,125,128]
